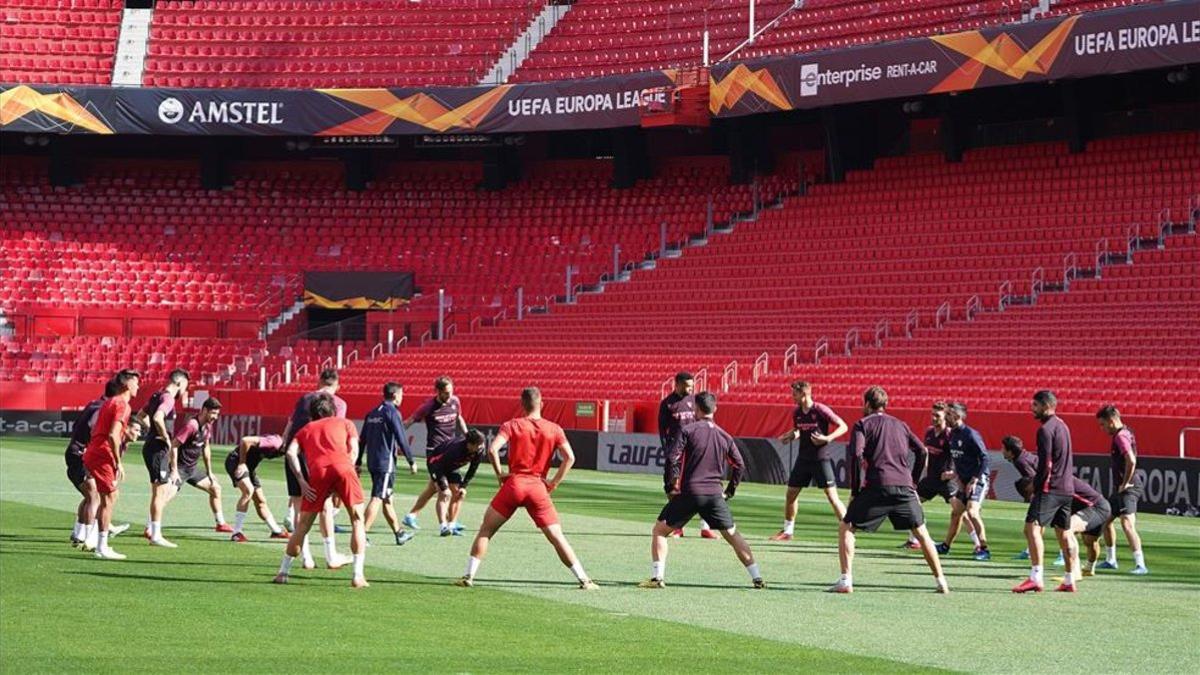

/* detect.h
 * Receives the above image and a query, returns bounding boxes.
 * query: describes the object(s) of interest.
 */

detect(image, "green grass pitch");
[2,435,1198,673]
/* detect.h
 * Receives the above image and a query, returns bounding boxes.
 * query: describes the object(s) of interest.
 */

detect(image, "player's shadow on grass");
[65,570,263,585]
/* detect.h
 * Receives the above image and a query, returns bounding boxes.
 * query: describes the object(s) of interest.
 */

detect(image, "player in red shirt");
[81,369,140,560]
[455,388,598,590]
[273,394,369,588]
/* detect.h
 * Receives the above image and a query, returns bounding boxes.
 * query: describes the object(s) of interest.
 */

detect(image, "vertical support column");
[612,244,620,279]
[336,344,344,369]
[517,287,524,320]
[387,328,395,354]
[437,288,445,340]
[259,367,267,391]
[285,360,292,385]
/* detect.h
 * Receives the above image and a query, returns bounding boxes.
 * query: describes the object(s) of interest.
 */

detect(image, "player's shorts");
[429,466,465,491]
[225,451,263,488]
[489,475,558,528]
[143,446,172,485]
[954,475,989,504]
[917,476,955,503]
[370,470,395,500]
[66,452,88,490]
[787,458,836,489]
[301,462,364,513]
[657,493,735,531]
[82,453,117,495]
[177,463,209,487]
[1109,484,1143,517]
[1026,492,1074,529]
[844,486,925,532]
[285,454,310,497]
[1014,478,1033,502]
[1077,498,1112,537]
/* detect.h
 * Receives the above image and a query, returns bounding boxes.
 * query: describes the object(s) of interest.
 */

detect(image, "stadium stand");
[142,0,538,88]
[0,0,122,85]
[322,131,1199,416]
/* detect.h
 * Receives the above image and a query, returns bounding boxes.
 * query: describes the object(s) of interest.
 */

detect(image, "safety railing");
[904,310,919,337]
[843,327,860,357]
[1063,252,1077,291]
[874,318,888,346]
[371,343,384,360]
[695,367,709,393]
[1095,237,1109,276]
[935,301,951,328]
[752,352,769,384]
[1030,266,1044,303]
[783,343,799,374]
[814,337,829,365]
[419,329,432,347]
[721,361,738,393]
[965,295,982,321]
[998,280,1013,311]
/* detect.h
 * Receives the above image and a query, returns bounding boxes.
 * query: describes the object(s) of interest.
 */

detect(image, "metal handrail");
[371,343,383,360]
[419,329,432,346]
[721,361,738,393]
[296,363,309,378]
[783,343,798,374]
[998,280,1013,311]
[492,308,507,324]
[814,337,829,365]
[445,323,457,340]
[319,357,332,371]
[1125,224,1139,263]
[470,316,482,333]
[695,367,709,393]
[844,327,859,356]
[935,301,951,328]
[1094,238,1109,277]
[965,295,981,321]
[268,371,282,389]
[1158,207,1171,248]
[345,349,359,367]
[394,335,408,351]
[905,310,919,337]
[1063,252,1077,290]
[1030,267,1044,303]
[752,352,769,384]
[874,319,888,346]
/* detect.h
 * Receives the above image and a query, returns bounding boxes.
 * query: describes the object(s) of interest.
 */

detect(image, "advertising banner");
[303,271,413,310]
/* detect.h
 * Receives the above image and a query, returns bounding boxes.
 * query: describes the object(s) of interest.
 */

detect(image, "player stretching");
[455,387,597,590]
[361,382,416,546]
[1095,406,1149,574]
[67,379,130,550]
[659,372,715,538]
[225,435,290,542]
[831,386,948,594]
[640,392,764,589]
[901,402,977,551]
[770,380,848,540]
[402,376,468,531]
[1013,390,1076,593]
[281,369,351,569]
[427,429,486,536]
[936,403,991,560]
[81,369,140,560]
[274,394,369,588]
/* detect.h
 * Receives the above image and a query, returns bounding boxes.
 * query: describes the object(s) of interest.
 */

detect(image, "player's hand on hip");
[544,479,558,493]
[299,480,317,501]
[497,472,510,484]
[236,463,248,479]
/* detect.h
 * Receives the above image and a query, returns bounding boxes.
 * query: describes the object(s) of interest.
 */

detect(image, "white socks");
[839,573,853,587]
[150,521,162,539]
[84,524,98,548]
[353,553,365,579]
[72,521,84,540]
[214,510,226,526]
[568,562,588,582]
[323,537,337,561]
[1063,572,1074,585]
[301,536,314,566]
[465,556,482,578]
[651,560,665,580]
[699,519,712,532]
[265,514,283,534]
[279,555,295,576]
[1106,546,1117,564]
[745,563,761,580]
[233,511,247,534]
[99,530,110,552]
[969,531,981,547]
[1030,565,1044,584]
[1133,550,1145,567]
[286,504,296,526]
[783,520,795,536]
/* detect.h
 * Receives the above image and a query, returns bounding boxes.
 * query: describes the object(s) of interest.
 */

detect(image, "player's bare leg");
[771,486,803,540]
[380,497,401,533]
[193,477,228,531]
[965,501,989,552]
[251,488,284,536]
[405,480,438,528]
[288,496,316,568]
[822,486,847,521]
[364,497,384,532]
[147,480,179,545]
[829,521,856,593]
[94,488,124,560]
[1118,514,1147,572]
[275,510,319,583]
[435,487,451,532]
[448,485,466,527]
[76,479,101,549]
[348,502,369,588]
[319,497,349,568]
[540,523,597,589]
[942,497,968,548]
[1083,534,1101,576]
[912,524,948,592]
[1055,527,1078,591]
[1014,522,1046,592]
[719,526,764,588]
[457,506,510,586]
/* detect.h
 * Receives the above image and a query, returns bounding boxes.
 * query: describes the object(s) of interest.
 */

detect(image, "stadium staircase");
[0,0,122,85]
[481,1,572,85]
[111,5,154,87]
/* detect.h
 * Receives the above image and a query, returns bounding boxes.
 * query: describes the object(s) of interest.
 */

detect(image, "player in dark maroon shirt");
[903,401,982,550]
[1065,476,1111,585]
[640,392,763,589]
[770,381,848,541]
[832,386,947,594]
[1095,405,1149,574]
[403,376,469,532]
[657,372,715,539]
[136,368,193,545]
[226,434,290,542]
[1014,390,1076,593]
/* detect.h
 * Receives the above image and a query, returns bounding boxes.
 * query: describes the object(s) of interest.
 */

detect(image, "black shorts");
[66,452,88,489]
[144,446,172,485]
[1109,484,1143,517]
[1026,492,1074,529]
[658,493,735,531]
[177,463,209,487]
[225,452,263,489]
[429,466,465,491]
[1077,499,1112,537]
[370,470,395,500]
[844,486,925,533]
[917,476,954,503]
[787,458,836,489]
[285,454,310,497]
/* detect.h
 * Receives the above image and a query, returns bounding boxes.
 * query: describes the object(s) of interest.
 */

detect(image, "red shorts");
[82,453,117,495]
[301,462,364,514]
[489,475,559,528]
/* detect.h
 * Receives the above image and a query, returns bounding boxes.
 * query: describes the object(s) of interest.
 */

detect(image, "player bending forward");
[831,386,948,594]
[81,369,141,560]
[640,392,764,589]
[67,379,131,550]
[225,435,290,542]
[455,387,597,590]
[274,394,369,588]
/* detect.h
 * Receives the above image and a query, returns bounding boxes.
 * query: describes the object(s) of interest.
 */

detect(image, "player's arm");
[456,414,468,436]
[1034,425,1051,487]
[812,409,848,444]
[777,422,800,444]
[546,439,574,492]
[389,408,416,472]
[348,435,360,468]
[657,401,673,447]
[1119,436,1137,491]
[462,455,481,490]
[846,425,865,496]
[724,440,745,500]
[284,439,315,500]
[404,399,430,429]
[107,418,125,482]
[664,432,685,495]
[487,432,508,482]
[201,438,213,478]
[907,428,929,485]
